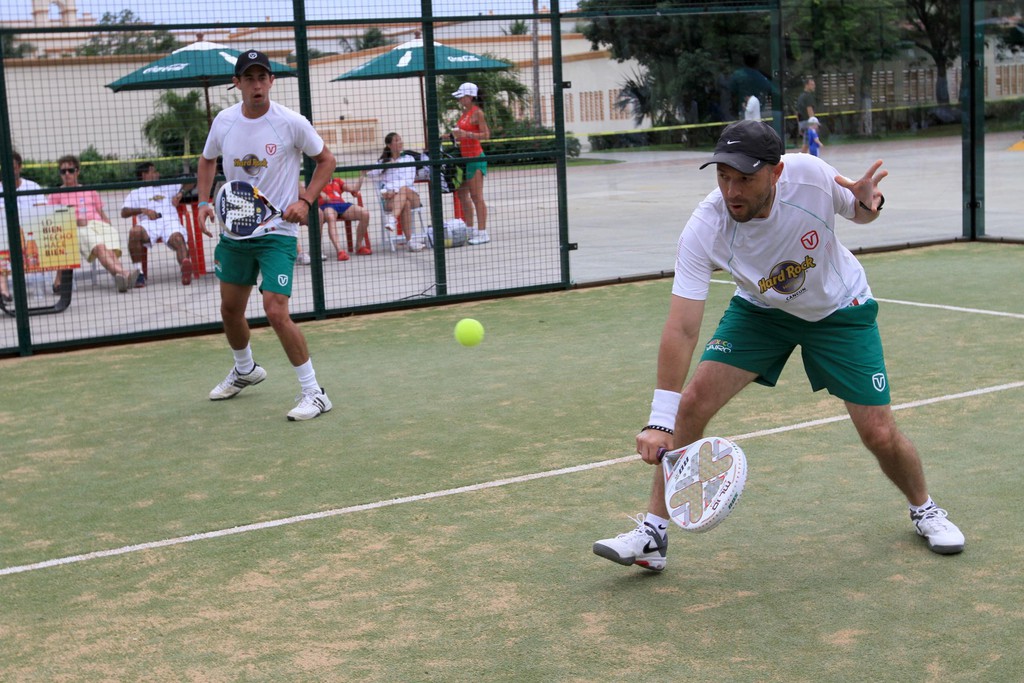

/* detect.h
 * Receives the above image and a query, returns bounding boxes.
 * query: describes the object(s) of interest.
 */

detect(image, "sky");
[2,0,579,25]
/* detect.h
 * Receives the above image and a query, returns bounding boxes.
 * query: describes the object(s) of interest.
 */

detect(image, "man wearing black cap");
[197,49,338,421]
[593,120,964,570]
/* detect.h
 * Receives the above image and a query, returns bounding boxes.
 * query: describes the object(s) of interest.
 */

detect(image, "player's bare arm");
[835,159,887,223]
[284,146,336,224]
[637,296,705,464]
[196,156,218,236]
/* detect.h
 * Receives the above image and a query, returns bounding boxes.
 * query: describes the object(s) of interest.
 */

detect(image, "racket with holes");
[214,180,283,237]
[659,436,747,533]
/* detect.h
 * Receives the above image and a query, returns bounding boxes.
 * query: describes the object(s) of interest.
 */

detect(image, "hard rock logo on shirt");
[234,154,268,177]
[757,255,816,295]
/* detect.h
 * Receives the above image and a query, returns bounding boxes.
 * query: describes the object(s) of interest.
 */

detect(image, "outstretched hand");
[835,159,887,212]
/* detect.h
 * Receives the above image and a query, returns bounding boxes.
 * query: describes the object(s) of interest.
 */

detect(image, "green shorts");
[213,233,297,297]
[465,153,487,180]
[700,296,891,405]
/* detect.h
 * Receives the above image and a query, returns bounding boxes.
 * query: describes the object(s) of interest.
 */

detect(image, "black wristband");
[859,194,884,212]
[642,424,674,435]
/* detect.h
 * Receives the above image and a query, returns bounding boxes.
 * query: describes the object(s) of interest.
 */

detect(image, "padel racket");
[215,180,283,237]
[659,436,747,532]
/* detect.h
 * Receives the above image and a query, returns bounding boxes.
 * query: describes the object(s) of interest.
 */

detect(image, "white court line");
[710,278,1024,319]
[874,297,1024,320]
[3,379,1022,578]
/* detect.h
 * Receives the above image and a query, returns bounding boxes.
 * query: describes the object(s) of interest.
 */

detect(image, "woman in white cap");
[451,82,490,245]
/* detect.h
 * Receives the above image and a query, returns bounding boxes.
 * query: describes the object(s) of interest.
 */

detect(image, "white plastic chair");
[378,192,428,252]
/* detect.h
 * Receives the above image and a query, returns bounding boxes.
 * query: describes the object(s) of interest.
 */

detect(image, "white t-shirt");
[0,178,44,252]
[122,183,184,239]
[0,178,43,214]
[672,153,872,322]
[744,95,761,121]
[367,152,418,193]
[202,100,324,239]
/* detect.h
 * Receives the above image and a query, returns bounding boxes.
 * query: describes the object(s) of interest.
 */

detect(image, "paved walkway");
[568,130,1024,283]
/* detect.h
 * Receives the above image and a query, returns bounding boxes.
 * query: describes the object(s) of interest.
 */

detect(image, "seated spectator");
[365,132,426,251]
[121,161,194,287]
[0,151,43,302]
[47,155,139,293]
[319,175,371,261]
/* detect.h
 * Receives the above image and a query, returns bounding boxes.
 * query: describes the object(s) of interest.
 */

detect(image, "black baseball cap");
[700,120,784,174]
[234,50,272,78]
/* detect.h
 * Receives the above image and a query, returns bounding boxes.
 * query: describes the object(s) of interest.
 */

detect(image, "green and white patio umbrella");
[333,39,510,82]
[333,40,510,142]
[106,40,296,127]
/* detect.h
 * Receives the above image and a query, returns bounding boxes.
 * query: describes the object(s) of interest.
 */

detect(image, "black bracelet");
[859,194,884,212]
[298,197,312,208]
[642,424,674,435]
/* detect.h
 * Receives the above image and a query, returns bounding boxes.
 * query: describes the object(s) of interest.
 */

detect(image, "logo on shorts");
[872,373,887,392]
[705,338,733,354]
[266,144,277,156]
[801,230,819,249]
[278,274,289,287]
[213,259,221,273]
[758,255,816,295]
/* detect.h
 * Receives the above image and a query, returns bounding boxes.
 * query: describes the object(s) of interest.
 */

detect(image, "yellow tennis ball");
[454,318,484,347]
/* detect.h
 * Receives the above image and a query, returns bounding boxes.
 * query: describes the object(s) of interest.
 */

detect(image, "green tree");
[339,28,390,53]
[579,2,770,126]
[142,91,213,171]
[1,33,35,58]
[436,65,528,136]
[784,0,904,135]
[903,0,960,105]
[502,20,529,36]
[76,10,182,56]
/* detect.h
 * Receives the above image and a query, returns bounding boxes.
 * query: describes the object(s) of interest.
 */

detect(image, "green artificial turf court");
[1,242,1022,681]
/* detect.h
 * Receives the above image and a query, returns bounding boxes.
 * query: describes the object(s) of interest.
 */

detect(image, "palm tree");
[143,91,214,172]
[437,68,528,135]
[1,34,35,58]
[502,20,529,36]
[339,28,391,53]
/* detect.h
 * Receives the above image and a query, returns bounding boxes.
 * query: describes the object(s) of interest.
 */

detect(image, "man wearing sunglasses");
[47,155,139,293]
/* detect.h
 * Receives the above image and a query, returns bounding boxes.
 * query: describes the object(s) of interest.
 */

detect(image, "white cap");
[808,116,820,125]
[452,82,478,99]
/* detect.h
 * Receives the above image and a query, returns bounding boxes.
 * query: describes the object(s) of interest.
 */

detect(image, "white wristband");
[648,389,681,431]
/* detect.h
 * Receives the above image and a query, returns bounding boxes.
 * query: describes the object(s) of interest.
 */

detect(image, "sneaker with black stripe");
[593,514,668,571]
[911,504,965,555]
[287,386,332,421]
[209,364,267,400]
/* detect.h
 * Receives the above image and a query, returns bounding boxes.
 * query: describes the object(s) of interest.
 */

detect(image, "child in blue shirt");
[806,116,823,157]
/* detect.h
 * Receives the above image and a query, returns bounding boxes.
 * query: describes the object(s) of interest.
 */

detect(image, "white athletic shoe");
[912,505,965,555]
[209,365,267,400]
[468,230,490,245]
[385,216,397,233]
[287,386,332,421]
[592,514,668,571]
[296,252,311,266]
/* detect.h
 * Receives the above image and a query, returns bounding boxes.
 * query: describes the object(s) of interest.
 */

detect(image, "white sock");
[232,345,255,375]
[645,513,670,538]
[294,359,319,392]
[909,497,935,514]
